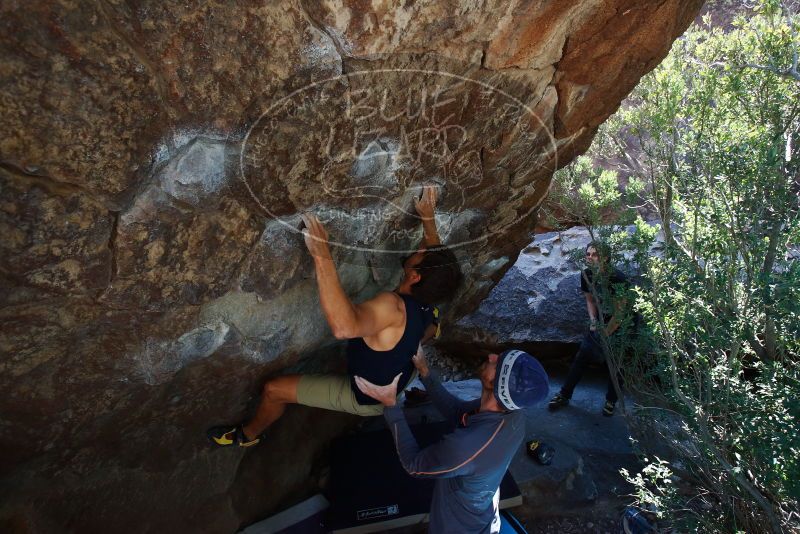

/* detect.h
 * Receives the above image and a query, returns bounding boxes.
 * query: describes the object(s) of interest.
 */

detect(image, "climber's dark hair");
[410,246,463,305]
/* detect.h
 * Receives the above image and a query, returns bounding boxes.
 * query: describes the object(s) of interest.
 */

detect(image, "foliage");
[548,1,800,532]
[543,154,643,229]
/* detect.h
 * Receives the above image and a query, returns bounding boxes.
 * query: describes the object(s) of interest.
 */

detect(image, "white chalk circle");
[239,68,558,255]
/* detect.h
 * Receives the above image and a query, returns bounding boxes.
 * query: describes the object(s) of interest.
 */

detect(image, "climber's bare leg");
[242,375,301,441]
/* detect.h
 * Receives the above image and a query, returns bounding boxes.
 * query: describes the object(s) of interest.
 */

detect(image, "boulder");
[450,228,594,353]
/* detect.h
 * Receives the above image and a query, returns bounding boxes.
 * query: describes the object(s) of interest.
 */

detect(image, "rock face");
[446,228,594,361]
[0,1,701,532]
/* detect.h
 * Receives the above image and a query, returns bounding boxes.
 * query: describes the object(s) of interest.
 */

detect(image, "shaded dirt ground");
[510,367,636,534]
[518,513,621,534]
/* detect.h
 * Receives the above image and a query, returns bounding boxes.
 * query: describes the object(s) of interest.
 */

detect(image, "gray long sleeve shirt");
[383,372,525,533]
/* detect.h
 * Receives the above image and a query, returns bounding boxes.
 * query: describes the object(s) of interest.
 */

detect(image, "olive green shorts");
[296,372,416,417]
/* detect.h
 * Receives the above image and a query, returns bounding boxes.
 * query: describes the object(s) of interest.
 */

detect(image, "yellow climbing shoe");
[206,425,260,448]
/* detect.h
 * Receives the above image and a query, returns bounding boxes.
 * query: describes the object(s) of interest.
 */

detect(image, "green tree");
[549,1,800,531]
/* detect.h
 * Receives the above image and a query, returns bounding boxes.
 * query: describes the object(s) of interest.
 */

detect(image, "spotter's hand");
[301,213,332,260]
[414,185,438,221]
[354,373,402,407]
[412,345,430,379]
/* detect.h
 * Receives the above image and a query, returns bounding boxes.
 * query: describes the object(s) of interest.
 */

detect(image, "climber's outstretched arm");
[302,214,404,340]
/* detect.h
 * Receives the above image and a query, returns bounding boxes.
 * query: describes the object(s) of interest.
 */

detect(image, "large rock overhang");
[0,1,703,531]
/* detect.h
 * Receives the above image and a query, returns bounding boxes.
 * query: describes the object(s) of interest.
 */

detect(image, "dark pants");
[560,331,624,402]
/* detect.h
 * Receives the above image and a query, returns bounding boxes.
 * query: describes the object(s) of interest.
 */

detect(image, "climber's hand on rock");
[301,213,332,260]
[412,345,430,378]
[414,185,437,221]
[355,373,402,407]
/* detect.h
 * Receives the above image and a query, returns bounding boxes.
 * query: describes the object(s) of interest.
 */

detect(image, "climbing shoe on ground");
[206,424,260,448]
[622,505,657,533]
[526,440,555,465]
[547,392,570,411]
[602,400,616,417]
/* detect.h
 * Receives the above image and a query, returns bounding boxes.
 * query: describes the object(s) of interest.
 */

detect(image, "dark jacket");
[580,267,630,324]
[383,372,525,533]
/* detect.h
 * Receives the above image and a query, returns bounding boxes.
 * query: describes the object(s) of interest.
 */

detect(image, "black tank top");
[347,293,434,405]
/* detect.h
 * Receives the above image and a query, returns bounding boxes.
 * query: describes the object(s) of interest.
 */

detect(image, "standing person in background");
[355,346,549,534]
[548,241,630,416]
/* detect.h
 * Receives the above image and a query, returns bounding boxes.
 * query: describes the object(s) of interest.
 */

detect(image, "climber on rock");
[547,241,632,417]
[355,345,549,534]
[207,185,463,447]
